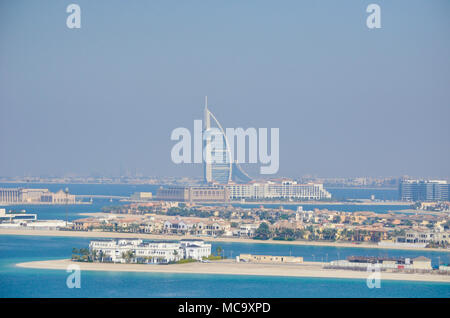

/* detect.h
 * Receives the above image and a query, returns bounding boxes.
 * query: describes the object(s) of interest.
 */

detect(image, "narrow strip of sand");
[1,228,449,253]
[16,259,450,283]
[229,201,411,206]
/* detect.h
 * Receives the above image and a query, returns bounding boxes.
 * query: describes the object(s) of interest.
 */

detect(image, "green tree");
[216,246,223,258]
[254,223,271,240]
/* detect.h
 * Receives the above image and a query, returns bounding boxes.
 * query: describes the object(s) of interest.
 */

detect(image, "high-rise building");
[399,179,450,202]
[203,97,251,184]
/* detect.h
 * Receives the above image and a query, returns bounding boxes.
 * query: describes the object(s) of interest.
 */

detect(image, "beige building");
[239,254,303,264]
[411,256,432,270]
[0,188,75,204]
[162,217,231,236]
[130,192,153,201]
[399,229,450,245]
[156,185,229,203]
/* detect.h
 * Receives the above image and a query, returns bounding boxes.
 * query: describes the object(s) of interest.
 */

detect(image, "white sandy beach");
[1,228,449,253]
[16,259,450,283]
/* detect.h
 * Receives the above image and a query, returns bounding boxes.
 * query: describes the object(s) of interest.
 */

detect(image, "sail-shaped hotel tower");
[203,97,252,184]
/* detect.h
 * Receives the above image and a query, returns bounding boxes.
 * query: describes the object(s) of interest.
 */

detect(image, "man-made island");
[16,258,450,283]
[15,238,450,283]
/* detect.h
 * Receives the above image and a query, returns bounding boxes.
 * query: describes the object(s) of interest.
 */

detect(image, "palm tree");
[98,250,105,262]
[216,246,223,258]
[90,250,98,262]
[122,250,135,263]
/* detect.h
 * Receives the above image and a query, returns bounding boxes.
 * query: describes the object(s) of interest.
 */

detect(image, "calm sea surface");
[0,235,449,298]
[0,183,448,297]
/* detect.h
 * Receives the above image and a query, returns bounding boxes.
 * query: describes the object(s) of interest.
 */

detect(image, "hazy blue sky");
[1,0,449,179]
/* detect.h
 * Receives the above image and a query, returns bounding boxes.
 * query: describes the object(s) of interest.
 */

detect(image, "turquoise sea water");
[1,235,449,298]
[0,184,448,297]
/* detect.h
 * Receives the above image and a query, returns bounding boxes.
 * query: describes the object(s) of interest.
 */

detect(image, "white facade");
[235,223,259,237]
[181,239,212,259]
[0,208,37,222]
[399,230,450,245]
[89,238,211,263]
[226,181,331,200]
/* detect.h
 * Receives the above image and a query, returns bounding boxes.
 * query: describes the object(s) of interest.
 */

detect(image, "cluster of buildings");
[153,103,330,203]
[155,180,332,203]
[129,192,153,202]
[395,229,450,247]
[105,201,181,214]
[156,185,229,203]
[399,179,450,202]
[0,188,76,205]
[415,202,450,212]
[86,201,450,247]
[73,213,251,238]
[297,208,450,246]
[88,238,211,263]
[226,180,331,200]
[301,176,400,188]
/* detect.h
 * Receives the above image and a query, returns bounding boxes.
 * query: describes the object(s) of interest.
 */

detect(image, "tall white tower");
[203,96,213,183]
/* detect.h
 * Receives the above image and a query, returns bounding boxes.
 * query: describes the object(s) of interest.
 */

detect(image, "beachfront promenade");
[16,258,450,283]
[1,228,449,253]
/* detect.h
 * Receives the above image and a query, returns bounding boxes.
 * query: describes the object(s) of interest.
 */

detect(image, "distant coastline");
[227,201,411,206]
[2,228,449,253]
[0,202,91,206]
[16,258,450,283]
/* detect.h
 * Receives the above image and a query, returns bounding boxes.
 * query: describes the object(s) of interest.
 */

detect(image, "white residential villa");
[0,208,67,230]
[89,238,211,264]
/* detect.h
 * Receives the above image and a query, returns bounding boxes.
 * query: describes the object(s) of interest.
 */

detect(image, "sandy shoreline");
[1,228,449,253]
[16,259,450,283]
[227,201,412,206]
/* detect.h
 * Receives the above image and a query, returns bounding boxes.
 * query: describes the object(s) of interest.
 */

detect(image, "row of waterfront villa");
[88,239,211,264]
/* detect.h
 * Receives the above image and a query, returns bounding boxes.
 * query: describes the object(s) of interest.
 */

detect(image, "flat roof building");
[89,238,211,264]
[399,179,449,202]
[156,185,229,203]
